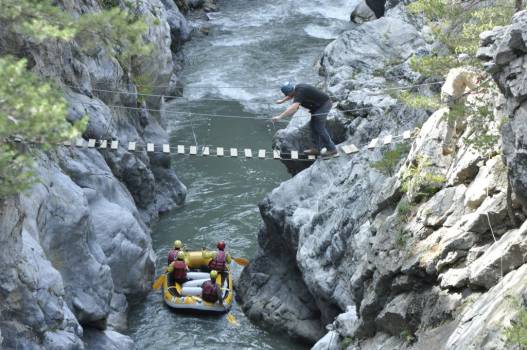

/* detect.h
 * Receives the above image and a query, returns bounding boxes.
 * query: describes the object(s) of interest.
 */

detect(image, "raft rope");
[486,187,503,282]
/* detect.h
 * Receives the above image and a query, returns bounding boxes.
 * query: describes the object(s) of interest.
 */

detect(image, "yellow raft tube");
[162,251,233,313]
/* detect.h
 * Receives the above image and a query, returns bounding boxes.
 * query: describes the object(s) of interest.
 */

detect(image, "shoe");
[321,149,338,158]
[303,148,320,156]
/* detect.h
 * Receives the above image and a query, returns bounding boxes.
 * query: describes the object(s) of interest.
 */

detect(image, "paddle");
[202,247,249,267]
[152,274,165,290]
[175,282,183,295]
[226,313,239,326]
[233,257,249,266]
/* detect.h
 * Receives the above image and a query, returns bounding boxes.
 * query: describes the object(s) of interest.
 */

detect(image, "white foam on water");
[295,0,354,21]
[210,35,267,47]
[179,0,353,114]
[210,3,294,29]
[304,24,341,39]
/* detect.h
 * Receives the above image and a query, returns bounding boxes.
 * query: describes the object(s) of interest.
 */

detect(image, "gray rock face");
[240,7,527,350]
[479,11,527,213]
[275,6,430,176]
[350,0,408,24]
[350,0,378,24]
[83,329,135,350]
[0,0,189,348]
[239,4,433,344]
[237,253,325,343]
[469,221,527,289]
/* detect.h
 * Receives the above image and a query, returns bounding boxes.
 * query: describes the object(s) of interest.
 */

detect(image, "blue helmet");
[280,82,295,96]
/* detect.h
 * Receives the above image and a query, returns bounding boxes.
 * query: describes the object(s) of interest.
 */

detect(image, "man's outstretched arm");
[276,95,293,104]
[272,102,300,122]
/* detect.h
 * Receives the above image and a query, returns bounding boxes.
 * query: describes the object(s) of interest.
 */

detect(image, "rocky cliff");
[0,1,194,349]
[238,3,527,349]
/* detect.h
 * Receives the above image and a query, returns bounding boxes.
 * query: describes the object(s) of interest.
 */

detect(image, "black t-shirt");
[293,84,330,113]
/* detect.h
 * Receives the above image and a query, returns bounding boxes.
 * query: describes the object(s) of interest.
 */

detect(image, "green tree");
[401,156,446,202]
[0,57,88,197]
[503,296,527,349]
[407,0,515,64]
[399,0,518,155]
[0,0,152,199]
[371,143,411,177]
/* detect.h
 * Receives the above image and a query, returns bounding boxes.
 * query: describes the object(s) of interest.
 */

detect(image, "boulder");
[321,17,427,84]
[479,11,527,212]
[417,185,467,228]
[236,254,324,344]
[350,0,377,24]
[160,0,191,51]
[469,220,527,289]
[439,267,469,289]
[0,0,189,348]
[350,0,387,24]
[375,293,418,336]
[445,264,527,349]
[83,329,135,350]
[464,156,507,209]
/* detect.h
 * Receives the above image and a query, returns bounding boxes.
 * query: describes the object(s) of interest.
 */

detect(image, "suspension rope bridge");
[57,80,437,163]
[49,128,417,163]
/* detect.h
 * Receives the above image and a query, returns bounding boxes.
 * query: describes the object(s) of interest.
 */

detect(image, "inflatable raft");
[162,251,233,313]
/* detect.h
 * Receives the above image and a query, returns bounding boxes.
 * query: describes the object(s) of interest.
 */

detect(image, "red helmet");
[217,241,226,250]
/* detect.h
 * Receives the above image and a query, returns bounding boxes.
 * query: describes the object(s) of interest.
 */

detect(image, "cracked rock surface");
[238,7,527,350]
[0,0,191,348]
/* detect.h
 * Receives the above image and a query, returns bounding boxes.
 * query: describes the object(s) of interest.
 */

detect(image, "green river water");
[128,1,354,348]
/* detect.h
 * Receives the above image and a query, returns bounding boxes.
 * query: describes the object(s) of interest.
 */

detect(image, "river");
[127,0,353,348]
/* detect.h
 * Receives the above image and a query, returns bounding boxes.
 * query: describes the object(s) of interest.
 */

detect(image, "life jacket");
[208,251,226,271]
[167,248,180,265]
[172,261,187,281]
[201,280,219,303]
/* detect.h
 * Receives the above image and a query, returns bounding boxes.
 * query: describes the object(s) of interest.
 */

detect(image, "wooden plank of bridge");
[190,146,197,155]
[244,149,252,158]
[258,150,266,159]
[147,143,155,152]
[111,140,119,150]
[88,139,96,148]
[368,138,378,149]
[383,135,393,145]
[342,144,359,154]
[217,147,224,157]
[230,148,238,157]
[99,140,107,149]
[291,151,299,160]
[128,142,136,151]
[273,150,280,159]
[202,146,210,156]
[163,144,170,153]
[178,145,185,154]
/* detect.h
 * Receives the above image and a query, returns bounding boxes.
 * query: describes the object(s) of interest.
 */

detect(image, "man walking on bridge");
[272,82,338,157]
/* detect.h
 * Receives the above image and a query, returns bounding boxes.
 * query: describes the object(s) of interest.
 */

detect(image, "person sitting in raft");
[201,270,223,305]
[167,240,183,265]
[202,241,232,279]
[272,82,338,158]
[167,251,189,287]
